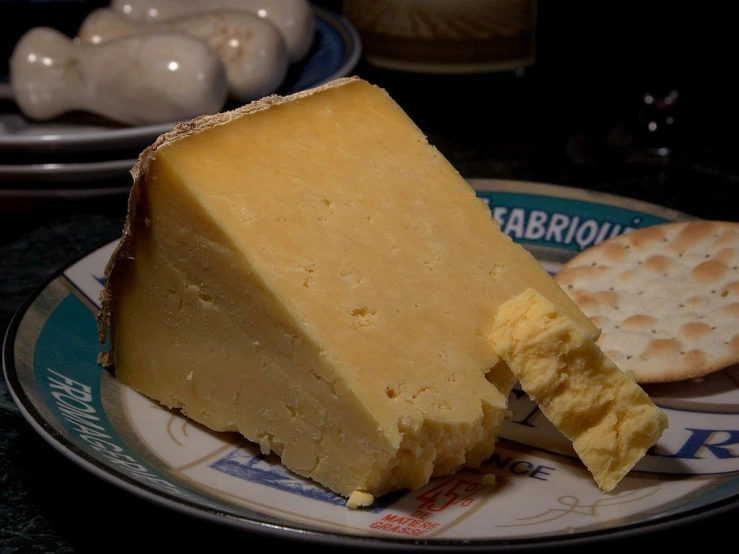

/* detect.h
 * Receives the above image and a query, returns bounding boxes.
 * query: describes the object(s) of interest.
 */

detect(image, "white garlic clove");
[79,9,289,102]
[111,0,314,62]
[11,27,229,126]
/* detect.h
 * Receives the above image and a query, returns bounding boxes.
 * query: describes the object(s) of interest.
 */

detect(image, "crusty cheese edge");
[95,76,361,363]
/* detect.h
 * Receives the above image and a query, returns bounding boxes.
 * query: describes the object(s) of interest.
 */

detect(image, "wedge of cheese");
[490,288,668,492]
[97,77,599,501]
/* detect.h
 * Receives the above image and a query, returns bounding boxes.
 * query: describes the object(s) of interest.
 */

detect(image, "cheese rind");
[490,288,668,492]
[98,77,600,499]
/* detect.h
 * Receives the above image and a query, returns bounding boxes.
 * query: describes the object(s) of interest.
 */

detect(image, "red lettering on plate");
[415,477,486,512]
[370,515,440,536]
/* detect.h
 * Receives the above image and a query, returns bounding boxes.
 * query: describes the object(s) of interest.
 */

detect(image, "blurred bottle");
[342,0,537,74]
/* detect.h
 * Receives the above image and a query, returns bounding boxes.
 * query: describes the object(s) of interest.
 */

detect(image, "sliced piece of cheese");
[490,288,668,492]
[97,77,599,501]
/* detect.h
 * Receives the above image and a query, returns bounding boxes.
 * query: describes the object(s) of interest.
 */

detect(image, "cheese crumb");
[257,433,274,455]
[346,490,375,509]
[481,474,496,486]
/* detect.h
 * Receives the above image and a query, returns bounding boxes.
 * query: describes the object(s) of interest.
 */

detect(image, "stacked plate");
[0,7,361,201]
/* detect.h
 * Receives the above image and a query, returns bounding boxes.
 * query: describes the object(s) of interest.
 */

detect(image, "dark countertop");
[2,2,738,552]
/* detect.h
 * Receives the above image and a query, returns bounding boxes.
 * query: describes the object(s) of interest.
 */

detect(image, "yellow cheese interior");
[109,78,599,499]
[490,288,668,492]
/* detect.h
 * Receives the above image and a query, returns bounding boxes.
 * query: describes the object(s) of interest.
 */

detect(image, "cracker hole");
[625,245,631,249]
[663,237,669,242]
[591,262,597,267]
[637,261,643,265]
[626,355,633,360]
[711,290,716,294]
[679,304,685,308]
[705,254,711,259]
[722,290,729,297]
[567,284,573,289]
[651,329,657,333]
[609,287,614,291]
[711,326,717,330]
[680,351,685,355]
[614,325,620,329]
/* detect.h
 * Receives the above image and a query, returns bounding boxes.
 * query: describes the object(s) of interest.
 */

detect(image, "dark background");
[1,1,737,552]
[1,0,737,244]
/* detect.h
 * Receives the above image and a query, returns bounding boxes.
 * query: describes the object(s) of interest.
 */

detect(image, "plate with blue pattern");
[4,180,739,550]
[0,7,361,155]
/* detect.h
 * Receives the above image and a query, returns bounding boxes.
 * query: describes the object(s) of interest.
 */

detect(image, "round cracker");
[554,220,739,383]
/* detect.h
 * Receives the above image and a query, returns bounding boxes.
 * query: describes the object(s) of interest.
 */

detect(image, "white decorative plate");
[0,7,361,155]
[0,184,132,200]
[4,180,738,550]
[0,158,136,182]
